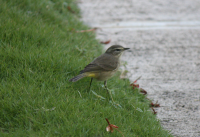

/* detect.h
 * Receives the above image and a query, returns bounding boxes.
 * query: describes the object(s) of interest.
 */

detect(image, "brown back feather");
[80,53,118,74]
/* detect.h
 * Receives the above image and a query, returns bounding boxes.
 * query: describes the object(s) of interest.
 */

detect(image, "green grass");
[0,0,173,136]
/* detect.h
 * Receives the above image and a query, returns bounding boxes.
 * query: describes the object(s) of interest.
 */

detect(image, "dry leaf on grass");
[130,76,147,95]
[105,118,124,137]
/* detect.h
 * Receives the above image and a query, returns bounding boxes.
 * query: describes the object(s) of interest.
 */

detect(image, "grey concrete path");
[78,0,200,136]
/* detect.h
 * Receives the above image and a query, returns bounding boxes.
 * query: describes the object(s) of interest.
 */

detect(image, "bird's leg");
[89,78,93,91]
[104,80,114,102]
[104,80,109,93]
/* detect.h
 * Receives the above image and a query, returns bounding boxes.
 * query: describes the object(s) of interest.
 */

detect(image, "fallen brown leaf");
[151,107,157,115]
[100,39,111,44]
[150,101,160,107]
[130,76,147,95]
[105,118,124,137]
[140,88,147,95]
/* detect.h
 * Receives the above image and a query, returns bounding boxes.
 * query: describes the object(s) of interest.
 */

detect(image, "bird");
[69,45,129,100]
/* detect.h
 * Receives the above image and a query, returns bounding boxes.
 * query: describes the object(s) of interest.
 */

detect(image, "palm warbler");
[69,45,129,92]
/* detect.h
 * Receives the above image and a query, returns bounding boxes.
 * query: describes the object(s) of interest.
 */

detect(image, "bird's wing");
[80,53,118,73]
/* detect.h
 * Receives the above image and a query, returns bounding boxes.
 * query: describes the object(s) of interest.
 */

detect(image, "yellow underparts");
[86,72,97,78]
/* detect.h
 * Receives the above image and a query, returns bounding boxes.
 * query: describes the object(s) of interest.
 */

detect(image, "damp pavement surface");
[78,0,200,137]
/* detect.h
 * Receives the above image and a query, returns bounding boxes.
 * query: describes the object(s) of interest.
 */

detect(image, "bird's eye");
[116,49,120,51]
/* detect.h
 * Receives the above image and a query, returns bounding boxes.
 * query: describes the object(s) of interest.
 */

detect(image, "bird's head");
[105,45,130,57]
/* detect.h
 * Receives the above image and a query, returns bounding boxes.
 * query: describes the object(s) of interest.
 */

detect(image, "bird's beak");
[123,48,130,50]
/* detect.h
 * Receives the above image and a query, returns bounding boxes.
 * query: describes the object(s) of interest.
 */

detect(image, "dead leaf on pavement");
[100,39,111,44]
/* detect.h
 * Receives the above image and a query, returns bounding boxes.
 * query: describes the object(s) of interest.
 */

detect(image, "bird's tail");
[69,73,87,82]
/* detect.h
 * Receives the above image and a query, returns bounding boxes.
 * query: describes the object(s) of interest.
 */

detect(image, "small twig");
[115,128,125,137]
[133,76,142,83]
[75,27,99,33]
